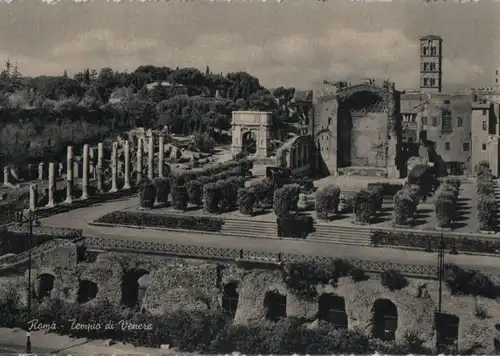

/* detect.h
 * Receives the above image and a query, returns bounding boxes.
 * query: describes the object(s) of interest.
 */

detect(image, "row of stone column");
[19,135,167,210]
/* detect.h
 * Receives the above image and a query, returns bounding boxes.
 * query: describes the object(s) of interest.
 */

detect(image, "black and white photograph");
[0,0,499,354]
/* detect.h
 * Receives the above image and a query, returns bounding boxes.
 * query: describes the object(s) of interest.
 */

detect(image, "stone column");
[148,134,154,180]
[46,163,55,208]
[65,146,73,204]
[38,163,44,181]
[29,184,37,211]
[81,144,89,200]
[158,135,164,178]
[123,140,131,189]
[97,142,104,192]
[73,161,80,180]
[58,163,63,178]
[110,142,118,193]
[3,166,8,186]
[137,138,143,183]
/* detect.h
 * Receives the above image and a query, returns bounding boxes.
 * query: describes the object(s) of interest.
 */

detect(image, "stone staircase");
[220,218,278,239]
[307,224,373,246]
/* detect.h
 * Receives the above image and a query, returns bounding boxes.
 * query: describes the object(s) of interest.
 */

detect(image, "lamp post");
[13,205,40,354]
[436,226,445,354]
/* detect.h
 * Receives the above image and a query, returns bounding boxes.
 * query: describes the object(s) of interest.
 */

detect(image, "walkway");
[38,197,500,275]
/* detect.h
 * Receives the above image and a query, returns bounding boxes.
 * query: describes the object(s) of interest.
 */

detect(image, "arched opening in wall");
[372,298,398,341]
[120,269,149,308]
[264,291,286,321]
[241,131,257,155]
[436,313,459,353]
[37,273,55,301]
[337,89,385,168]
[317,294,348,329]
[77,280,98,303]
[221,282,239,318]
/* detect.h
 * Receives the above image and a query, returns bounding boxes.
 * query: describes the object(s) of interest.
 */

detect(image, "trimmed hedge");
[237,188,256,216]
[153,177,170,204]
[477,193,497,232]
[139,179,156,208]
[371,230,500,255]
[393,191,414,226]
[273,185,301,218]
[315,184,341,220]
[95,211,224,232]
[353,190,376,224]
[277,215,313,238]
[171,184,189,211]
[203,183,219,213]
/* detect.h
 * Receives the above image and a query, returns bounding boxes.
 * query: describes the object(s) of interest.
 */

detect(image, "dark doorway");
[436,313,459,353]
[221,282,239,318]
[373,298,398,341]
[120,269,149,308]
[264,291,286,321]
[38,273,55,300]
[318,294,348,329]
[337,109,352,167]
[242,131,257,155]
[77,280,98,303]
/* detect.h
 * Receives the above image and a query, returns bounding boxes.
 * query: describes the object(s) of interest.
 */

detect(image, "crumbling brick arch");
[372,298,398,341]
[37,273,55,301]
[221,281,239,318]
[77,280,98,304]
[317,293,348,329]
[264,290,287,321]
[120,268,149,308]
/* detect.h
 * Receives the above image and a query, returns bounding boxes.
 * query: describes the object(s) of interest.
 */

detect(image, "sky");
[0,0,499,91]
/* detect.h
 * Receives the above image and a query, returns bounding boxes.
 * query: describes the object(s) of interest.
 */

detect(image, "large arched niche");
[336,85,391,169]
[120,269,149,308]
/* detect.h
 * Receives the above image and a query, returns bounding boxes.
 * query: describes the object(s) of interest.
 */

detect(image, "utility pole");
[436,226,445,354]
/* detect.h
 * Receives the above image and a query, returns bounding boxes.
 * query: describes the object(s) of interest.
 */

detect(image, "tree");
[315,185,340,220]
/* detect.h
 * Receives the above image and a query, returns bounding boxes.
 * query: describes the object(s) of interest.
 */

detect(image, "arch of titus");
[231,111,272,158]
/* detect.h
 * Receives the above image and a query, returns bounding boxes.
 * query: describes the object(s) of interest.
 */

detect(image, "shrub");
[273,185,301,218]
[284,260,353,298]
[139,179,156,208]
[445,178,461,191]
[171,184,189,211]
[434,195,455,228]
[153,177,170,204]
[216,180,236,212]
[95,211,224,232]
[477,180,494,196]
[393,191,414,226]
[477,193,497,231]
[203,183,219,213]
[368,184,384,212]
[250,180,274,208]
[380,270,408,291]
[349,268,367,282]
[476,160,490,176]
[444,264,498,298]
[187,180,203,206]
[277,215,314,238]
[315,185,341,220]
[352,190,375,224]
[237,188,256,215]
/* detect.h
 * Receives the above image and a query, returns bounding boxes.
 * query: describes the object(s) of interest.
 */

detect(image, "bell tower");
[420,35,443,93]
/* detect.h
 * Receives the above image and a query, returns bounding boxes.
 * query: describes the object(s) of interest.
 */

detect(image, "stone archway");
[231,111,272,158]
[372,298,398,341]
[120,269,149,308]
[77,280,98,303]
[264,291,287,321]
[37,273,55,300]
[241,131,257,154]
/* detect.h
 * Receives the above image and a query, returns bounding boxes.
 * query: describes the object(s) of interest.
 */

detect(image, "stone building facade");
[310,80,401,178]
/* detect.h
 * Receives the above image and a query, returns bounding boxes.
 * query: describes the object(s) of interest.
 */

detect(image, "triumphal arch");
[231,111,272,158]
[311,80,401,178]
